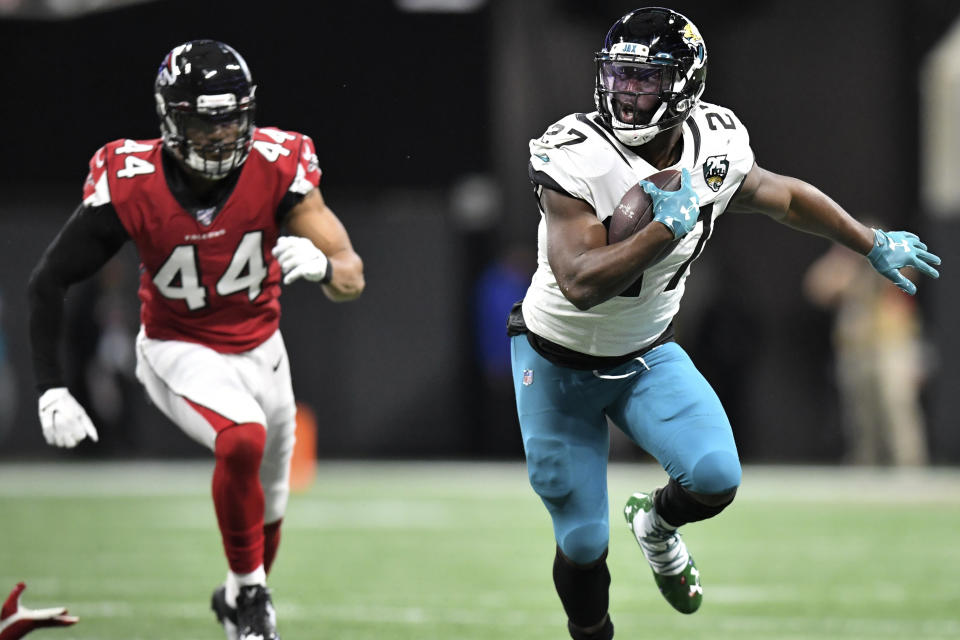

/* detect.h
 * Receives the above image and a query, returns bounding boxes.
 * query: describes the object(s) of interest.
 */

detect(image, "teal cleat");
[624,492,702,614]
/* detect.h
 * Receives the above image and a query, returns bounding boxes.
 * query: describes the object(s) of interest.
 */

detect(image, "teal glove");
[866,228,941,295]
[641,167,701,239]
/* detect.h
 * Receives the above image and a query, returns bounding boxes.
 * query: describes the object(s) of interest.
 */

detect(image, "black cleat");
[236,584,280,640]
[211,585,239,640]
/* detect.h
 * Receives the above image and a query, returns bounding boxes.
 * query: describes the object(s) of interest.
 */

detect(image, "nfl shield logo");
[195,207,216,226]
[522,369,534,386]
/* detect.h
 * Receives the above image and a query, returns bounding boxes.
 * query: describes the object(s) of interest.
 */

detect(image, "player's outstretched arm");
[27,204,127,447]
[729,164,941,295]
[275,188,364,301]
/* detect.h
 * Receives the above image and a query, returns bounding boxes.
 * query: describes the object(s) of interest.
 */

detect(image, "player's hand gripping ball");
[608,167,700,262]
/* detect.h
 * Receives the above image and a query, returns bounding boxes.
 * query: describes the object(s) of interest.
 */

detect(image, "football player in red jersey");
[27,40,364,640]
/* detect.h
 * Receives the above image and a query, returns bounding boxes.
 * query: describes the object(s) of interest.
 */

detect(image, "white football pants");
[134,327,297,523]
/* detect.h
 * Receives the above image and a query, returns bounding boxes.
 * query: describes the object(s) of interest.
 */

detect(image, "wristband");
[320,260,333,285]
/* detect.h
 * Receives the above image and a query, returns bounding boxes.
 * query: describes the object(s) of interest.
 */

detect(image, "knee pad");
[560,522,609,566]
[215,423,266,475]
[690,449,741,495]
[525,437,572,503]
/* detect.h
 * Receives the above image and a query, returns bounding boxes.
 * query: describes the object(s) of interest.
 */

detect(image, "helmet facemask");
[158,93,255,180]
[154,40,257,180]
[594,9,707,147]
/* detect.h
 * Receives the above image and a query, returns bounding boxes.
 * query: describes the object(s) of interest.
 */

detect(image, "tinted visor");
[600,61,673,93]
[599,61,676,126]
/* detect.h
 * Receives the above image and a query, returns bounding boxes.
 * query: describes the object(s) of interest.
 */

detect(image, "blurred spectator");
[803,243,930,466]
[472,243,536,455]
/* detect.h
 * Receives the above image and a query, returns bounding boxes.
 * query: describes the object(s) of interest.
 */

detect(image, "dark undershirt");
[27,150,308,391]
[506,301,675,370]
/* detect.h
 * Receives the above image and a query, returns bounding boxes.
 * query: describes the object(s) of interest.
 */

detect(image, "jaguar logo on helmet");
[681,23,706,65]
[703,155,729,192]
[682,23,703,45]
[594,7,708,147]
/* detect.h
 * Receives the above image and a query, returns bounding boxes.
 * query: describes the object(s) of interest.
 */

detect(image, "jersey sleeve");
[286,134,322,195]
[82,144,112,207]
[695,103,755,202]
[271,132,323,223]
[528,116,618,211]
[28,203,129,391]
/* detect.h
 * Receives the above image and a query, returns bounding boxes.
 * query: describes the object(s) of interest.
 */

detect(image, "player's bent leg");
[134,332,279,639]
[608,342,741,615]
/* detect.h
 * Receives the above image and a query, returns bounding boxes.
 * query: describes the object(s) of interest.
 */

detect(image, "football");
[607,169,682,248]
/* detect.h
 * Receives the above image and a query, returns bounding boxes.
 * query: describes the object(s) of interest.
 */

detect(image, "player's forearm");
[26,267,67,392]
[776,180,874,254]
[553,223,674,310]
[321,250,364,301]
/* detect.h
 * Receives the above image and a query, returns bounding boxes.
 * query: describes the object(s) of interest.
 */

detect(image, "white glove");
[0,582,78,640]
[37,388,98,448]
[272,236,330,285]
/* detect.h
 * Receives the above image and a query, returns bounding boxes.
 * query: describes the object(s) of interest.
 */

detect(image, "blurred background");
[1,0,958,465]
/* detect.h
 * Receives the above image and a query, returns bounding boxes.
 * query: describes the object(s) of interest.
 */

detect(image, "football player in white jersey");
[509,8,941,639]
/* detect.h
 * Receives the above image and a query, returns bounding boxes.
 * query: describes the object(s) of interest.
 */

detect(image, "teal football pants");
[511,336,741,564]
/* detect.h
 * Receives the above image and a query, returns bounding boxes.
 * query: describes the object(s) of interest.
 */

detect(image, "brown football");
[607,169,682,250]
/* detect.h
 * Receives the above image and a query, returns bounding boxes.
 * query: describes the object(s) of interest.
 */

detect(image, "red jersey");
[81,127,321,353]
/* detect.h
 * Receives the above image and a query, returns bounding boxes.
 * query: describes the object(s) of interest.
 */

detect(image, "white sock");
[225,565,266,608]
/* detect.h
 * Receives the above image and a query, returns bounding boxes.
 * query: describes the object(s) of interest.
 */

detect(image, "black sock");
[568,615,614,640]
[553,546,613,639]
[655,477,737,527]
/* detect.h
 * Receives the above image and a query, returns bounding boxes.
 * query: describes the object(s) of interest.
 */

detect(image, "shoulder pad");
[251,127,321,195]
[529,113,622,203]
[82,144,112,207]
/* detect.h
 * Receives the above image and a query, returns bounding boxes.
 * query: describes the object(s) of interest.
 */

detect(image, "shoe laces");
[636,510,690,576]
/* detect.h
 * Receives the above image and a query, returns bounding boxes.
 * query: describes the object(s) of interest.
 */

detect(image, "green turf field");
[1,461,958,639]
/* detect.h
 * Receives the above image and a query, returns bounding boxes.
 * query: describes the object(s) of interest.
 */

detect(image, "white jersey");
[523,102,754,357]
